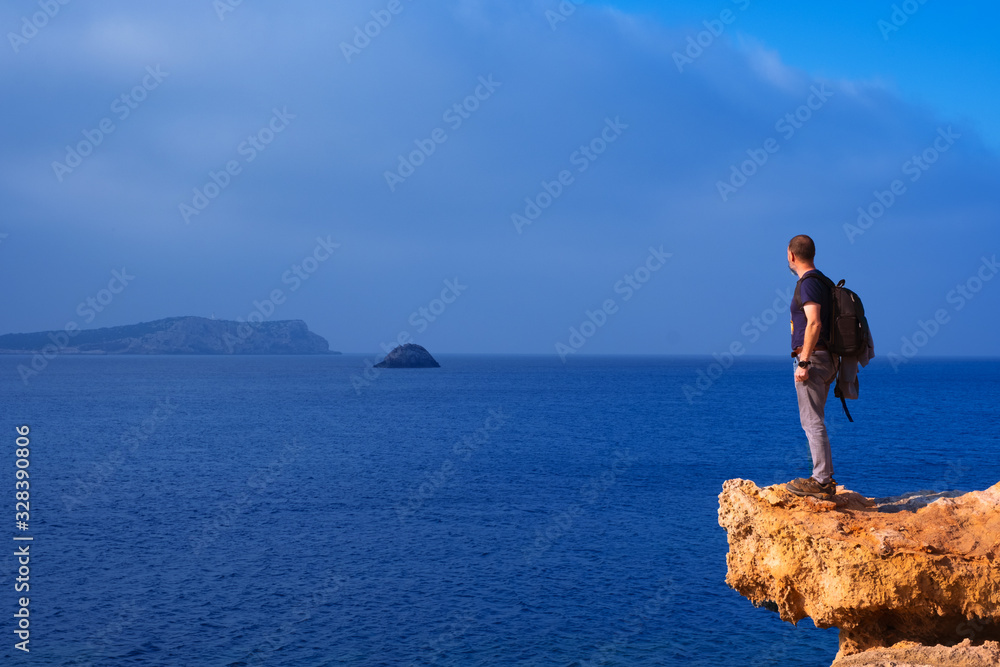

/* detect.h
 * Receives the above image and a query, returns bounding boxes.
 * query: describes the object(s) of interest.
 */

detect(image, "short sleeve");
[800,276,826,306]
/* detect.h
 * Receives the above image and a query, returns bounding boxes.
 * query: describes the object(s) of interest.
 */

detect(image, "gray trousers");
[795,350,834,484]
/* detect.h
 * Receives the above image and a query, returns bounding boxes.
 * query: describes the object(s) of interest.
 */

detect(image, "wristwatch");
[798,361,811,368]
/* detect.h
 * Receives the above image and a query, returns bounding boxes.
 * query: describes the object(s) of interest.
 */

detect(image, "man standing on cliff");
[784,235,838,500]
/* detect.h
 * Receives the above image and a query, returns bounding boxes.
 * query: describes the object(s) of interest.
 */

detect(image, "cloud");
[1,0,997,354]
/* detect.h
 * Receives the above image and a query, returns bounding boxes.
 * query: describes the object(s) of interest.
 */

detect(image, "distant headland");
[0,316,337,355]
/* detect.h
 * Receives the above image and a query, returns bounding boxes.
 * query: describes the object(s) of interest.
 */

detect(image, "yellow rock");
[718,479,1000,663]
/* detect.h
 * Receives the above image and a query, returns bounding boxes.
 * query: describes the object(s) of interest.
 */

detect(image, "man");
[784,234,838,500]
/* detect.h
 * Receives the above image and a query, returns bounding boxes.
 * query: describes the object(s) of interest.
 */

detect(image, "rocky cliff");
[0,317,335,355]
[718,479,1000,665]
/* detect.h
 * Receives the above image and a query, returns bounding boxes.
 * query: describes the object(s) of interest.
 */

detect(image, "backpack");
[798,273,873,421]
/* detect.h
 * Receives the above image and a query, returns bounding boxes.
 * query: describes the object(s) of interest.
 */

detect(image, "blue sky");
[1,0,998,357]
[614,0,1000,149]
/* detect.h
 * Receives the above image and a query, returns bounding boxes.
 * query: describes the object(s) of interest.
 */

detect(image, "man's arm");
[800,301,821,359]
[795,302,821,382]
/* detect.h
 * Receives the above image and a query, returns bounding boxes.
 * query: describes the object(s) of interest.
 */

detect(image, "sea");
[1,355,997,666]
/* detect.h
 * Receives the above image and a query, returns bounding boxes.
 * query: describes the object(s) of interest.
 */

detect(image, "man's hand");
[795,365,810,382]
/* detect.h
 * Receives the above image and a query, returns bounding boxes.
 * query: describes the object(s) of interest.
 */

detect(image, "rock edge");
[718,478,1000,662]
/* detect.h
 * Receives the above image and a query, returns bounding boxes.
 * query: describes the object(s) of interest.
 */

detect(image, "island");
[373,343,440,368]
[0,316,337,355]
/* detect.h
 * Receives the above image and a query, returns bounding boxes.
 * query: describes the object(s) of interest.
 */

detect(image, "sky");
[2,0,998,357]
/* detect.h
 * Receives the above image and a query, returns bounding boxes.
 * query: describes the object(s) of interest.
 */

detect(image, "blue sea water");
[1,355,997,666]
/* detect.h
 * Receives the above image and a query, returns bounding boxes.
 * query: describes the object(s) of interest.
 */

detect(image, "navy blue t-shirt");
[790,270,832,350]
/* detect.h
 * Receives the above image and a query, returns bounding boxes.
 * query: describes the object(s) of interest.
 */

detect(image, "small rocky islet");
[373,343,440,368]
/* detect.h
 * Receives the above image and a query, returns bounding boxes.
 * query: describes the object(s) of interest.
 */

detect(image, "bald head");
[788,235,816,263]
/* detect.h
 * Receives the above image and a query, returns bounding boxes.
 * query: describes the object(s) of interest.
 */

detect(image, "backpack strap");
[804,273,856,423]
[828,352,856,422]
[801,271,836,290]
[833,384,854,422]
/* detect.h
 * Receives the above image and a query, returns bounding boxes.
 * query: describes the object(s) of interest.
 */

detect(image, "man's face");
[787,248,796,275]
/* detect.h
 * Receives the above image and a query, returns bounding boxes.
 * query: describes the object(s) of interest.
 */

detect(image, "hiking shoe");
[785,477,837,500]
